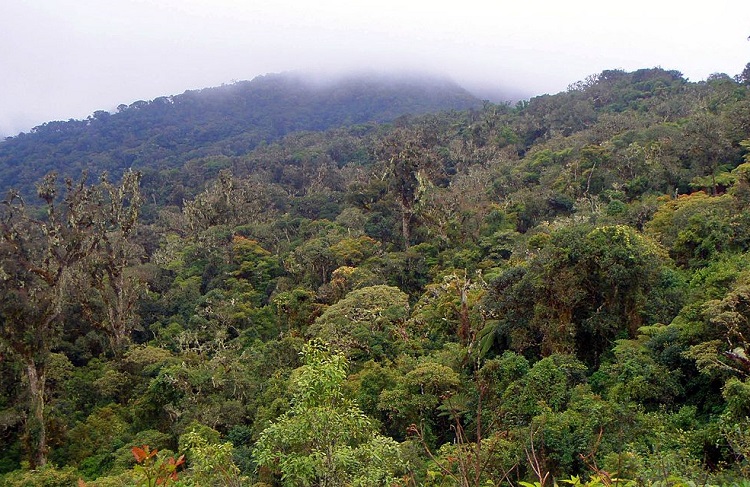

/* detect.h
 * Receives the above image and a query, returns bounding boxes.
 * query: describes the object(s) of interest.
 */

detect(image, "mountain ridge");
[0,71,483,196]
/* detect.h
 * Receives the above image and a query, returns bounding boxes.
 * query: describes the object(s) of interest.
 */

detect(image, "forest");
[1,65,750,486]
[0,72,480,200]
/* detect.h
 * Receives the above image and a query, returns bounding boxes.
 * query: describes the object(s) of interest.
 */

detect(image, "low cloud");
[2,0,749,137]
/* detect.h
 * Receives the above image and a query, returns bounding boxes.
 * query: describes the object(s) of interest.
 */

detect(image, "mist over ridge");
[2,69,504,139]
[0,68,487,197]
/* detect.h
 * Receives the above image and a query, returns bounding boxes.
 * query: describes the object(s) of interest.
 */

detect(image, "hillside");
[0,71,481,197]
[2,66,750,486]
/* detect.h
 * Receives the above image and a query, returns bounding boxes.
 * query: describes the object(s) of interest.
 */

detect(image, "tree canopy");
[3,65,750,486]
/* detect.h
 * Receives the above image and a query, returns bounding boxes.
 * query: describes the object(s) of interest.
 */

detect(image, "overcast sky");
[2,0,749,138]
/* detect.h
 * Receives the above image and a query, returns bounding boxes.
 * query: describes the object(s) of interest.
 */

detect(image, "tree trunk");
[25,359,47,468]
[106,278,130,356]
[401,206,412,250]
[458,280,471,345]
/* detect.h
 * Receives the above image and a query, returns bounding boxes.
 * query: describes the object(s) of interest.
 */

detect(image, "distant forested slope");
[0,72,481,196]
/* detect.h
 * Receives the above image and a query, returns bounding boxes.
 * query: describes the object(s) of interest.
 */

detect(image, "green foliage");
[409,270,488,348]
[0,74,479,200]
[531,387,618,475]
[598,338,683,407]
[109,431,173,474]
[647,192,741,267]
[0,464,80,487]
[503,354,588,420]
[307,285,410,361]
[720,415,750,478]
[272,288,321,333]
[723,378,750,419]
[253,340,404,486]
[5,67,750,485]
[558,473,637,487]
[484,224,673,365]
[179,426,244,486]
[0,173,122,468]
[397,361,461,413]
[60,405,130,477]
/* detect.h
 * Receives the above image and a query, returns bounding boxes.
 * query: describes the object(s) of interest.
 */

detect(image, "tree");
[86,170,145,355]
[685,277,750,379]
[0,174,100,467]
[646,192,737,267]
[684,112,733,195]
[409,271,488,348]
[181,171,284,235]
[253,340,404,486]
[737,62,750,86]
[378,359,462,441]
[483,225,673,365]
[179,426,244,486]
[375,124,446,249]
[306,285,410,362]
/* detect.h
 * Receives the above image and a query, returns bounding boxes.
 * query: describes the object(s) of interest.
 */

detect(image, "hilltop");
[0,71,482,197]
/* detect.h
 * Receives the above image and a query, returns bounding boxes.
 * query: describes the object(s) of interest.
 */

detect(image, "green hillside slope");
[0,71,481,197]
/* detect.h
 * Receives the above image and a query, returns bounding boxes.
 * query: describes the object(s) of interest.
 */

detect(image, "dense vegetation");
[0,72,480,200]
[2,65,750,486]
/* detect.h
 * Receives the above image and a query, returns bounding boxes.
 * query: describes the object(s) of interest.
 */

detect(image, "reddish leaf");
[131,445,147,463]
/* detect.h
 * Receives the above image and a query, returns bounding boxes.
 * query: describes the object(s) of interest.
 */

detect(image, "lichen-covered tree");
[0,174,100,467]
[86,170,145,355]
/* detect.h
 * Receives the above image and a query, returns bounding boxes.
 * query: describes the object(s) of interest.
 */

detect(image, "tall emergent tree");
[376,124,445,249]
[88,170,144,355]
[0,174,100,467]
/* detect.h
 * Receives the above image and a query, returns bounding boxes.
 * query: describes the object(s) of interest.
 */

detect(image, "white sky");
[1,0,749,137]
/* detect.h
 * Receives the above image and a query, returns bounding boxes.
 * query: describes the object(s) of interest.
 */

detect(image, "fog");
[2,0,749,138]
